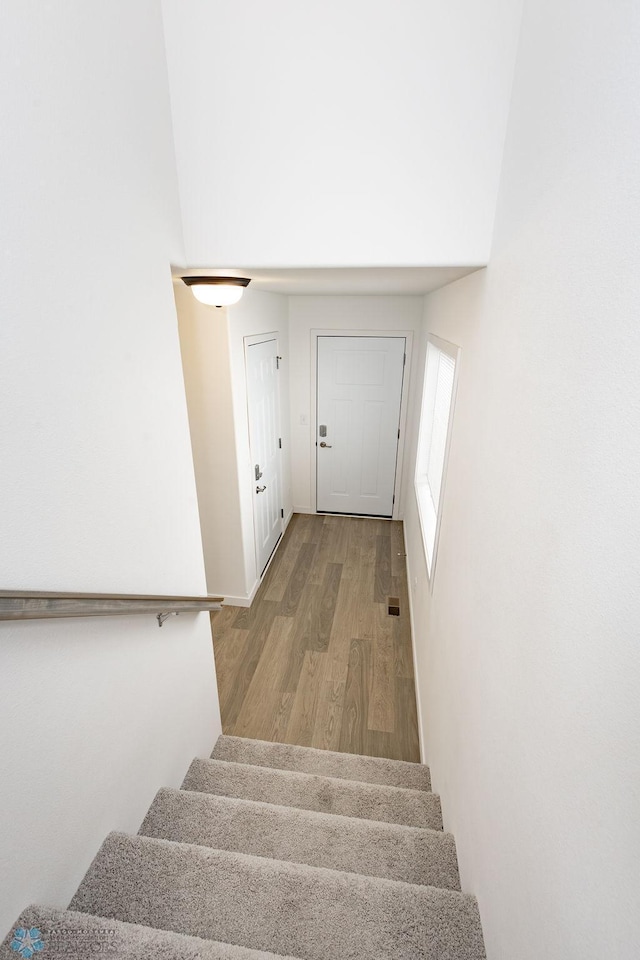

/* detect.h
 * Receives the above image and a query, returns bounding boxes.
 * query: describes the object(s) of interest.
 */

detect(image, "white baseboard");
[292,505,316,514]
[221,593,252,608]
[403,525,426,765]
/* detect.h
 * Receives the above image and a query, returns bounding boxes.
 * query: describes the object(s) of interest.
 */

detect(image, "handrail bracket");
[157,611,180,628]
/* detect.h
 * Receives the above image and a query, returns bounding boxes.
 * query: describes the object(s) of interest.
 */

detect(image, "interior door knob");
[256,484,266,493]
[319,442,332,448]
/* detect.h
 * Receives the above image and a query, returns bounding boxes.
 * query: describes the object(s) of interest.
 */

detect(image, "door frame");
[309,329,414,521]
[243,331,284,579]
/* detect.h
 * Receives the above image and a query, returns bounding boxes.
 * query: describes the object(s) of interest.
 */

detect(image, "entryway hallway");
[211,513,420,762]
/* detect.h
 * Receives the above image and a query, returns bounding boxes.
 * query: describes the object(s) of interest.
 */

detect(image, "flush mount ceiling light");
[182,276,251,307]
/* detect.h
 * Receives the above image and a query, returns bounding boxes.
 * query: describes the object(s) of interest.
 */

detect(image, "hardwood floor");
[210,513,421,762]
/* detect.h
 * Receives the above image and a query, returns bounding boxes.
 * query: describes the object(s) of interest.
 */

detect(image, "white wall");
[177,285,291,603]
[161,0,522,268]
[0,2,220,939]
[175,283,247,598]
[402,0,640,957]
[288,296,424,514]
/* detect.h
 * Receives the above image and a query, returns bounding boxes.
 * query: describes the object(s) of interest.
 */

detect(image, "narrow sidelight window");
[414,334,459,581]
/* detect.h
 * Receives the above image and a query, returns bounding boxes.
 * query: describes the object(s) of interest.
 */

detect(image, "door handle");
[319,442,332,448]
[256,484,266,493]
[254,464,263,480]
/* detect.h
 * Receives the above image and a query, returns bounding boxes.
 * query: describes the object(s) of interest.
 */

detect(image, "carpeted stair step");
[140,787,460,889]
[0,906,304,959]
[182,758,442,830]
[213,735,432,791]
[70,832,485,960]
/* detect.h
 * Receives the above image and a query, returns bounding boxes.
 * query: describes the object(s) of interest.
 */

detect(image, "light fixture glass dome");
[190,283,245,306]
[182,276,251,308]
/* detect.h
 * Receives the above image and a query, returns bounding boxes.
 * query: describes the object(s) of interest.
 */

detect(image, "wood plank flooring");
[210,513,420,762]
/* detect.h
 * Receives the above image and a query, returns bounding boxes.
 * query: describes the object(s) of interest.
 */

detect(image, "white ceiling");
[162,1,521,269]
[173,266,483,297]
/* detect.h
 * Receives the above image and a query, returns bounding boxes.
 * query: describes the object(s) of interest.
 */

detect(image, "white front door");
[316,336,406,517]
[246,336,283,576]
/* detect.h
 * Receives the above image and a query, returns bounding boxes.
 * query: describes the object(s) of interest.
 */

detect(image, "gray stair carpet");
[141,787,460,889]
[70,832,485,960]
[182,757,443,829]
[213,734,432,791]
[0,906,303,959]
[5,736,485,958]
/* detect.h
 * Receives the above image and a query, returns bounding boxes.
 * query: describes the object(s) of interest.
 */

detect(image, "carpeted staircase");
[1,736,486,959]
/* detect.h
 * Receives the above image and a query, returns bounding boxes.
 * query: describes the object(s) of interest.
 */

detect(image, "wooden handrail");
[0,590,224,626]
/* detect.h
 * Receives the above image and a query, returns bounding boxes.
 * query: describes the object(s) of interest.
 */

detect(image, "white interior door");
[246,336,283,575]
[316,336,406,517]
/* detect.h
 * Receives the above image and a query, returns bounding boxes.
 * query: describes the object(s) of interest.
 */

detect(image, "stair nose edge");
[212,735,431,791]
[139,786,461,891]
[182,757,443,830]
